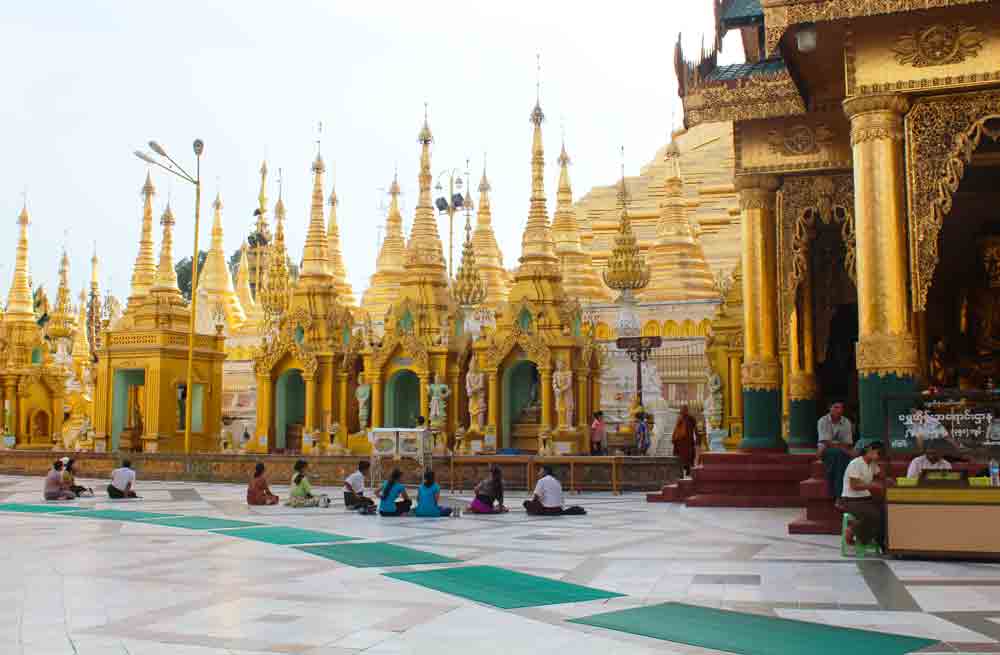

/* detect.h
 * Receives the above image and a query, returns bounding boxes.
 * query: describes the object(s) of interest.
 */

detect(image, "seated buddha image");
[963,234,1000,385]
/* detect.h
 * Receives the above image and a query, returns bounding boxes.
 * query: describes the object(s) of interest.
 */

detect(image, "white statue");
[705,369,724,431]
[355,373,371,431]
[552,360,575,428]
[428,373,451,428]
[465,358,486,432]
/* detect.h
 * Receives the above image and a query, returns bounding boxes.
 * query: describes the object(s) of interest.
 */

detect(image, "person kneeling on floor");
[344,460,376,513]
[107,460,139,499]
[377,468,412,516]
[286,459,330,508]
[415,470,453,517]
[44,459,76,501]
[523,465,586,516]
[841,441,885,549]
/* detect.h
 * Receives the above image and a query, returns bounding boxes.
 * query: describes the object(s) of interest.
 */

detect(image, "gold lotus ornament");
[893,23,984,68]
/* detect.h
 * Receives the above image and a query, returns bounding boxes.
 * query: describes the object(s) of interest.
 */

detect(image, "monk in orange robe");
[672,405,697,477]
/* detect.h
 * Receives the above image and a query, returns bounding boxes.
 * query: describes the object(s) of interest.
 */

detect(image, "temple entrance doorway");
[501,359,539,451]
[924,127,1000,389]
[385,369,419,428]
[275,369,305,452]
[111,369,145,451]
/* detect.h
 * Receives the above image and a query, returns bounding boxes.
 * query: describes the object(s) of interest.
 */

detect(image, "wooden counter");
[886,486,1000,560]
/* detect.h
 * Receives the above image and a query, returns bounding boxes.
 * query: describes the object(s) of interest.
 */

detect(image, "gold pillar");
[304,374,316,433]
[487,370,499,428]
[51,394,64,443]
[736,174,783,449]
[540,368,553,431]
[143,365,161,450]
[254,373,271,452]
[337,371,349,434]
[447,370,460,434]
[418,374,429,423]
[590,374,601,414]
[575,370,589,430]
[844,94,918,441]
[371,377,383,428]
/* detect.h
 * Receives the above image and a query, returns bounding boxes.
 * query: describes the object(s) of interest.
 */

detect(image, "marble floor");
[1,473,998,655]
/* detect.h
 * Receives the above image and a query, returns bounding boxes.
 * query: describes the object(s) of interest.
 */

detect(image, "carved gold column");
[725,352,744,450]
[540,367,553,432]
[447,370,460,435]
[418,374,430,424]
[304,374,316,435]
[844,94,918,444]
[737,174,783,449]
[336,371,349,437]
[51,394,64,444]
[0,381,6,434]
[143,365,161,452]
[371,376,383,429]
[487,370,499,428]
[788,268,819,449]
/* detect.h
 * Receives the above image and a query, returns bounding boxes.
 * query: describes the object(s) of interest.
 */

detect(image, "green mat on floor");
[297,542,458,567]
[213,525,356,545]
[138,516,263,531]
[385,566,623,609]
[64,509,181,522]
[569,603,937,655]
[0,503,83,514]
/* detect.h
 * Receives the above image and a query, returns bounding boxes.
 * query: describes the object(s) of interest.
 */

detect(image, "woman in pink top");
[590,411,607,455]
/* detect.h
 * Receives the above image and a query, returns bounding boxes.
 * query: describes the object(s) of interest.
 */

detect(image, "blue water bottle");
[991,458,1000,487]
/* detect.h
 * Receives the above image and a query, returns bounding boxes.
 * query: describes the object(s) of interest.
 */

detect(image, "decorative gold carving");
[982,235,1000,289]
[483,324,551,370]
[737,174,781,211]
[856,333,919,377]
[741,358,782,391]
[788,372,818,400]
[683,70,806,127]
[905,89,1000,311]
[892,22,984,68]
[767,123,834,156]
[760,0,991,55]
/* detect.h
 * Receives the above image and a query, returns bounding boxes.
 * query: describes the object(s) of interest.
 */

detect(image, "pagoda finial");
[129,172,158,301]
[452,204,487,308]
[48,247,76,339]
[603,149,649,299]
[5,202,34,320]
[301,145,332,280]
[327,180,354,304]
[405,108,446,271]
[152,203,180,294]
[518,73,557,267]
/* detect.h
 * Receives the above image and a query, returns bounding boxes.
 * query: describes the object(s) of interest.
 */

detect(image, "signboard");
[884,392,1000,456]
[615,336,662,351]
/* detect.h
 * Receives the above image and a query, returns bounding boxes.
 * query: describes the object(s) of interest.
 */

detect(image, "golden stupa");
[471,165,511,307]
[360,172,407,324]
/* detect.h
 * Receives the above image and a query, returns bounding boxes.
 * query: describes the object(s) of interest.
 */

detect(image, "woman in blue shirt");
[377,468,412,516]
[415,470,453,517]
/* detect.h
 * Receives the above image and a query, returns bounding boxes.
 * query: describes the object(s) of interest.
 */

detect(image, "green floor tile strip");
[137,516,263,531]
[0,503,83,514]
[569,602,937,655]
[385,565,623,609]
[64,509,182,522]
[298,542,458,568]
[213,525,356,545]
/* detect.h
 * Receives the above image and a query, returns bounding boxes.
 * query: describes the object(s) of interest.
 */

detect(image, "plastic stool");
[841,512,881,558]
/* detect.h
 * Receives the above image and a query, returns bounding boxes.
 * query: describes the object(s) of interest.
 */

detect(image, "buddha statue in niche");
[965,234,1000,384]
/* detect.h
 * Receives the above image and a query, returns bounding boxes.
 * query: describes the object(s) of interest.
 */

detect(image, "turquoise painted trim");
[385,369,419,428]
[111,369,145,451]
[740,388,783,449]
[787,398,818,449]
[501,360,538,449]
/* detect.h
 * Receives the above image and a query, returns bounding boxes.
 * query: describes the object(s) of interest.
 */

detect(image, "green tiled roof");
[705,58,786,82]
[721,0,763,26]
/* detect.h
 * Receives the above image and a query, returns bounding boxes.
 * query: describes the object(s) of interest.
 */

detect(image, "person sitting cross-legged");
[415,470,453,517]
[107,460,138,499]
[343,460,376,513]
[468,464,509,514]
[377,468,412,516]
[523,465,586,516]
[247,462,279,506]
[44,460,76,501]
[286,459,329,508]
[62,458,93,497]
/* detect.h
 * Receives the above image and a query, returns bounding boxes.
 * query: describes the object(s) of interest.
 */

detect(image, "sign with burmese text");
[885,392,1000,455]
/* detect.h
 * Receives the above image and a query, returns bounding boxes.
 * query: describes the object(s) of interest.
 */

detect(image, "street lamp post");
[134,139,204,455]
[434,168,467,278]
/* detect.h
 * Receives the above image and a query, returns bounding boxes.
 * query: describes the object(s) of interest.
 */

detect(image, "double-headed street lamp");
[434,166,468,279]
[134,139,204,455]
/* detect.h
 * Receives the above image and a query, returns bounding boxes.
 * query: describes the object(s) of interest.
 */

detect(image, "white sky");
[0,0,741,303]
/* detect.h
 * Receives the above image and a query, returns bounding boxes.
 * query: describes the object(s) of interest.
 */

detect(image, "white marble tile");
[776,609,995,642]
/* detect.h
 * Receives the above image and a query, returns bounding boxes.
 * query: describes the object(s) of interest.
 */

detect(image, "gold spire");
[260,187,291,325]
[518,85,558,268]
[129,172,158,302]
[197,192,246,327]
[326,185,355,305]
[235,244,260,323]
[602,170,650,298]
[642,142,716,301]
[471,162,510,306]
[551,139,612,303]
[152,203,181,295]
[71,288,90,375]
[452,205,486,308]
[404,108,447,272]
[362,171,407,320]
[299,153,332,282]
[86,244,101,354]
[47,248,75,339]
[90,244,100,295]
[5,203,35,321]
[257,160,269,221]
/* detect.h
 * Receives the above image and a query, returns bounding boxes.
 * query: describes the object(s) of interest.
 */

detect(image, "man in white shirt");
[817,401,855,500]
[107,460,138,499]
[907,442,953,479]
[840,442,885,548]
[343,460,375,512]
[523,466,586,516]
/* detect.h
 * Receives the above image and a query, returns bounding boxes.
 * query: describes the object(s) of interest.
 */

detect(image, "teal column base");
[787,398,818,449]
[858,373,916,449]
[740,389,785,450]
